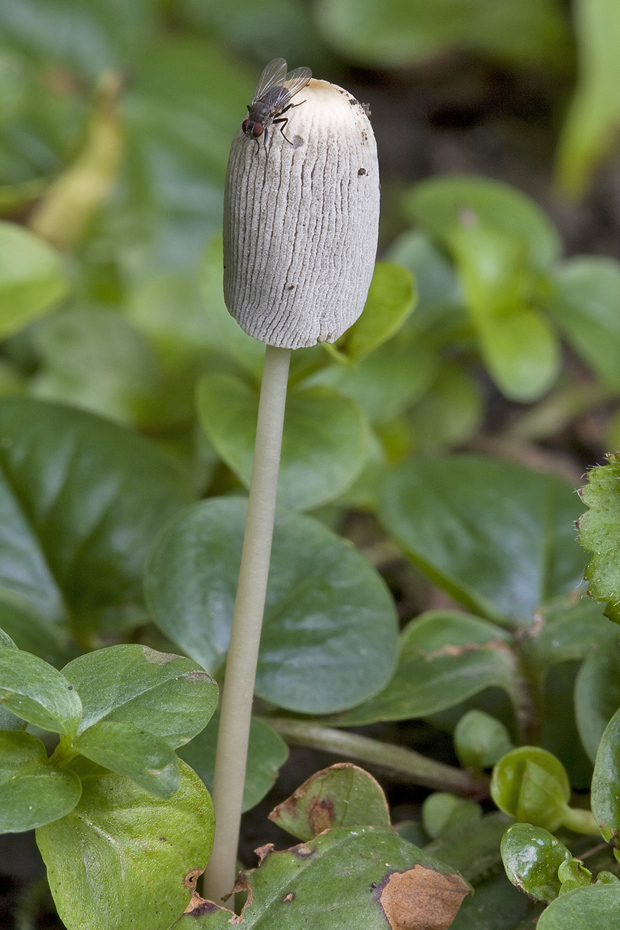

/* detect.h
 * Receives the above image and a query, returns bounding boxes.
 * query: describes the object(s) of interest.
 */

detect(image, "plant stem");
[562,805,601,836]
[49,736,79,768]
[265,718,490,799]
[203,344,291,904]
[505,380,613,443]
[513,654,544,747]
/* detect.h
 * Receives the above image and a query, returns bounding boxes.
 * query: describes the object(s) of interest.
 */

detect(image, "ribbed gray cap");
[223,79,380,349]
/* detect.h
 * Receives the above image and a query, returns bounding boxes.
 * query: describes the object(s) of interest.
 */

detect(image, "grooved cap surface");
[223,79,380,348]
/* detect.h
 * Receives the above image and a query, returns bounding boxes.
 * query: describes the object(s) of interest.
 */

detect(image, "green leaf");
[556,0,620,195]
[331,610,518,726]
[30,309,156,425]
[0,0,154,76]
[199,235,265,377]
[557,856,592,892]
[308,341,437,426]
[547,257,620,391]
[0,626,25,730]
[536,882,620,928]
[0,357,25,397]
[579,453,620,624]
[422,792,482,839]
[501,823,571,902]
[335,261,416,361]
[607,408,620,455]
[0,221,68,338]
[395,819,428,846]
[447,870,540,929]
[178,711,288,813]
[75,721,180,798]
[409,364,483,450]
[0,731,81,832]
[126,267,256,432]
[474,305,559,403]
[423,811,510,882]
[37,760,213,930]
[520,596,617,687]
[26,70,124,253]
[130,35,252,184]
[454,710,514,771]
[0,649,81,734]
[0,627,17,648]
[197,375,370,511]
[129,274,213,364]
[591,707,620,843]
[0,397,193,652]
[384,229,463,323]
[179,0,327,63]
[491,747,571,831]
[62,645,217,748]
[575,642,620,764]
[332,429,388,510]
[269,763,391,841]
[378,455,586,624]
[405,175,562,271]
[146,498,398,714]
[541,661,593,790]
[427,823,543,930]
[0,603,66,668]
[105,128,224,274]
[449,218,560,400]
[178,826,470,929]
[314,0,571,71]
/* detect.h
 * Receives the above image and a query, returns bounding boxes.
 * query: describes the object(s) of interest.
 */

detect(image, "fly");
[242,57,312,148]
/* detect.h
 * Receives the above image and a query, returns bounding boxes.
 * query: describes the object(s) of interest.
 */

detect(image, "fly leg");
[272,116,292,145]
[273,99,306,146]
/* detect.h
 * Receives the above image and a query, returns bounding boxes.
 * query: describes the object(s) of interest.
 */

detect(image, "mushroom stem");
[203,344,291,904]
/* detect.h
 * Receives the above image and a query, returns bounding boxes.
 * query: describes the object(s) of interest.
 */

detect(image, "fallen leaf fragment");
[379,865,470,930]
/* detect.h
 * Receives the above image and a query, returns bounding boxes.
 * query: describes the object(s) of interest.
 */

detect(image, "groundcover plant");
[3,200,620,930]
[3,2,620,929]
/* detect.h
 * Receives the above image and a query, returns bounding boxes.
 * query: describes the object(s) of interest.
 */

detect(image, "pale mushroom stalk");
[204,343,290,903]
[203,68,380,905]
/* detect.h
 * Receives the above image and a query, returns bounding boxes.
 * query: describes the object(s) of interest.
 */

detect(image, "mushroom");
[223,77,380,348]
[204,67,380,905]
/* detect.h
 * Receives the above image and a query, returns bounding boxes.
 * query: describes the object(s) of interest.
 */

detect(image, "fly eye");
[253,124,264,138]
[242,119,250,133]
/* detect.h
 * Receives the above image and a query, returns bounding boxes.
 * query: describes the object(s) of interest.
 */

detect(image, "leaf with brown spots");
[38,762,214,930]
[181,895,234,928]
[183,868,205,891]
[269,763,391,841]
[62,644,218,750]
[173,825,470,929]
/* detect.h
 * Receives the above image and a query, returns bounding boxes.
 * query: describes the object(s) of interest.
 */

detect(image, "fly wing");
[281,66,312,101]
[252,58,288,104]
[264,66,312,113]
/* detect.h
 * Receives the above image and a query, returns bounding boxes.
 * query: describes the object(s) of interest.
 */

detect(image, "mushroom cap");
[223,79,380,349]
